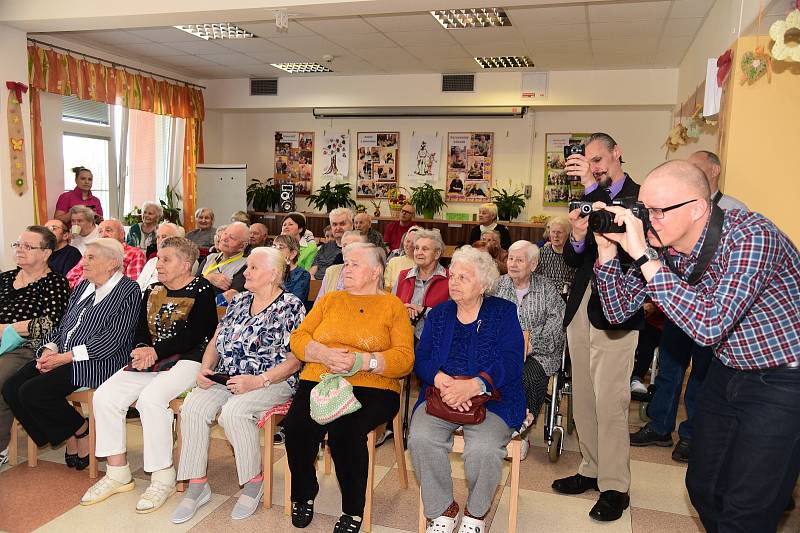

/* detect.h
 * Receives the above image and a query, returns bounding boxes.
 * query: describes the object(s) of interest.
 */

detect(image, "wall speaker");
[280,183,295,212]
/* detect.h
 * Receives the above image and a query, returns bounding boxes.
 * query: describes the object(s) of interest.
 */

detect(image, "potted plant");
[124,206,142,227]
[306,182,356,212]
[492,186,526,221]
[246,178,280,212]
[409,183,447,219]
[161,185,182,225]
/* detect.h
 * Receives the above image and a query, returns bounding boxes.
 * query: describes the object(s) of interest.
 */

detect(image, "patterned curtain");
[27,44,204,225]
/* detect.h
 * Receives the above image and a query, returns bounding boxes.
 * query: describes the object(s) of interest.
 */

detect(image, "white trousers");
[176,381,293,486]
[93,360,201,473]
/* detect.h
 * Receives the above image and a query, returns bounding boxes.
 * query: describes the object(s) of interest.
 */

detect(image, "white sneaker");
[458,514,486,533]
[136,480,177,513]
[171,482,212,524]
[630,379,648,395]
[0,447,8,467]
[80,475,135,505]
[426,512,460,533]
[520,437,530,461]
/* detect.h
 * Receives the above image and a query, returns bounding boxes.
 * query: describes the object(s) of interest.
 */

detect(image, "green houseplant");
[492,186,526,221]
[409,183,447,219]
[161,185,182,225]
[306,182,356,212]
[246,178,281,212]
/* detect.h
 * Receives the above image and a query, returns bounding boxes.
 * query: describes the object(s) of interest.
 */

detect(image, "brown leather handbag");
[425,371,500,425]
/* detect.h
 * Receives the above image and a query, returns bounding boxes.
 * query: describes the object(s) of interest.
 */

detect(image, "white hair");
[413,228,445,254]
[194,207,215,222]
[508,240,540,264]
[451,245,500,290]
[86,238,124,271]
[343,242,387,273]
[158,222,185,237]
[329,207,354,222]
[141,200,164,218]
[248,246,287,279]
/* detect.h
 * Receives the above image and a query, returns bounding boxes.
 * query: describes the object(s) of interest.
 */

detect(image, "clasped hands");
[434,371,482,412]
[130,346,157,370]
[36,349,72,373]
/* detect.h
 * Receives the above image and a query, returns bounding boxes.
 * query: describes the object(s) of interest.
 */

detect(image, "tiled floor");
[1,402,798,533]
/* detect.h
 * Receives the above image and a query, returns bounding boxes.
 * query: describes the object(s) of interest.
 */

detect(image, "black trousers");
[283,380,399,517]
[1,360,83,447]
[522,357,548,420]
[631,322,661,381]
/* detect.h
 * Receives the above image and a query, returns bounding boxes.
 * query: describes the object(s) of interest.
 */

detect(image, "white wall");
[207,105,671,220]
[40,91,65,215]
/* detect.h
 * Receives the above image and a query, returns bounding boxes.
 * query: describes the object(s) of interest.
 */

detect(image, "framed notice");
[274,131,314,195]
[356,132,399,198]
[406,133,442,184]
[321,131,349,182]
[543,132,590,207]
[446,132,493,203]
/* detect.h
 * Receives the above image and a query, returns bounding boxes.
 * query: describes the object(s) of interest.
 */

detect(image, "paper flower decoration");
[770,9,800,62]
[740,50,771,83]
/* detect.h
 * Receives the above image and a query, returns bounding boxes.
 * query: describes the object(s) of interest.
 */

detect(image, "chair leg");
[8,419,18,466]
[87,391,97,479]
[508,439,521,533]
[323,437,332,474]
[27,435,38,467]
[263,416,275,509]
[173,403,185,492]
[363,430,376,533]
[392,412,408,489]
[283,459,292,516]
[418,488,427,533]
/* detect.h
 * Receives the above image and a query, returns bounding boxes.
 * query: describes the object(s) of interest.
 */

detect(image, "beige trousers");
[567,285,639,492]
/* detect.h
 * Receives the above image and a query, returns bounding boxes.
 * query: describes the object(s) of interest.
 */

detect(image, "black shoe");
[589,490,630,522]
[630,425,673,447]
[552,473,599,495]
[671,438,691,463]
[786,497,795,513]
[74,455,90,471]
[291,500,314,528]
[65,451,78,468]
[333,514,362,533]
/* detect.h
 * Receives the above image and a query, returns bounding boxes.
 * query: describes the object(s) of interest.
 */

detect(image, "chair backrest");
[308,279,322,302]
[442,245,457,258]
[523,330,530,361]
[216,306,227,319]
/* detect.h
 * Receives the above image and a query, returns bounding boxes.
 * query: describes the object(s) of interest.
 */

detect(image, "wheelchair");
[542,340,574,463]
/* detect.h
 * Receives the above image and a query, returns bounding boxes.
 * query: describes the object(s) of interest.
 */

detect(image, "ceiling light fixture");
[431,8,511,29]
[270,62,333,74]
[475,56,534,69]
[174,23,256,40]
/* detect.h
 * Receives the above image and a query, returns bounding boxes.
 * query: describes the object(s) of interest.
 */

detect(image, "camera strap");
[652,204,724,286]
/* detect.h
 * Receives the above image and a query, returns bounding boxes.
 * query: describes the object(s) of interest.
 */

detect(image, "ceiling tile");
[594,53,654,68]
[520,23,589,43]
[298,17,376,35]
[117,42,185,57]
[505,5,587,26]
[266,35,347,56]
[235,21,316,38]
[168,40,233,55]
[216,37,291,53]
[592,37,659,54]
[590,20,665,39]
[588,1,671,22]
[326,33,396,49]
[532,52,595,69]
[669,0,715,19]
[352,46,424,67]
[662,17,704,37]
[448,26,524,45]
[526,40,591,54]
[61,30,150,46]
[420,58,480,73]
[404,44,471,61]
[201,53,265,66]
[126,27,199,43]
[155,55,217,67]
[463,42,530,57]
[245,51,311,63]
[363,14,443,33]
[383,30,457,46]
[656,36,693,63]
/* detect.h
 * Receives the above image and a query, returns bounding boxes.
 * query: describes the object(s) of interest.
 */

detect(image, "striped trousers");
[176,380,293,485]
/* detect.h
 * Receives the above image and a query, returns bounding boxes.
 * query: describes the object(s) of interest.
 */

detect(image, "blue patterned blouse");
[215,290,305,390]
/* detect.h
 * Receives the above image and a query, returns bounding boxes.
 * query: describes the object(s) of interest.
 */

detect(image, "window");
[62,134,111,214]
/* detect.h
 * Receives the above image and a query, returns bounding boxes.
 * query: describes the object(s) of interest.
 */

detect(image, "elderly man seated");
[199,221,249,302]
[353,212,386,250]
[66,219,146,288]
[69,205,100,255]
[309,208,353,281]
[137,223,199,291]
[44,219,82,276]
[248,223,271,249]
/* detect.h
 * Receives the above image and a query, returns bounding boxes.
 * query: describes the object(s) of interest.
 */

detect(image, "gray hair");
[158,222,185,237]
[230,210,250,224]
[194,207,215,222]
[547,216,571,233]
[696,150,721,167]
[413,228,444,254]
[451,245,500,291]
[215,225,228,236]
[86,238,124,271]
[508,240,540,264]
[329,207,354,222]
[160,236,199,267]
[69,205,95,222]
[343,242,387,274]
[481,229,500,239]
[341,230,367,242]
[141,201,164,219]
[249,246,287,279]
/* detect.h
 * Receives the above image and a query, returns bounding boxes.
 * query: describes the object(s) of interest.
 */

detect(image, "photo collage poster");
[274,132,314,195]
[543,132,590,207]
[356,132,399,199]
[406,133,442,185]
[320,131,350,183]
[445,132,493,203]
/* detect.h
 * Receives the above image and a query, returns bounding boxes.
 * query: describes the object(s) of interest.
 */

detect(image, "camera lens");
[588,210,625,233]
[580,204,592,215]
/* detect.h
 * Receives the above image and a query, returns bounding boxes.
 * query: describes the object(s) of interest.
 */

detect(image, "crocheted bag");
[310,352,363,424]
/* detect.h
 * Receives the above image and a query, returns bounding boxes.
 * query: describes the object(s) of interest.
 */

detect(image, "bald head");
[644,160,711,200]
[98,219,125,243]
[249,222,269,247]
[687,151,721,193]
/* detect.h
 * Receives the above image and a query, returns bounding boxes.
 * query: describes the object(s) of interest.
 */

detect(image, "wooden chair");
[307,279,322,303]
[417,434,522,533]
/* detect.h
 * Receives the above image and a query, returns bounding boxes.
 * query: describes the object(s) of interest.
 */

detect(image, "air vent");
[442,74,475,92]
[250,78,278,96]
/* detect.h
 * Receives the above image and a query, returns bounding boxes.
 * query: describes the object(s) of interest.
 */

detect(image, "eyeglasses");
[401,210,415,215]
[646,199,699,220]
[11,242,45,251]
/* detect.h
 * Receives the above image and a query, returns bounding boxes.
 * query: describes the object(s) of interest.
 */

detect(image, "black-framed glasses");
[646,199,698,220]
[11,242,45,251]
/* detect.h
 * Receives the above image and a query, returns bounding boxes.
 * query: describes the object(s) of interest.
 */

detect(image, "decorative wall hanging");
[406,133,442,184]
[274,131,314,195]
[356,132,399,199]
[6,81,28,196]
[542,133,590,207]
[740,5,773,85]
[769,5,800,62]
[717,49,733,87]
[320,131,349,182]
[445,132,493,203]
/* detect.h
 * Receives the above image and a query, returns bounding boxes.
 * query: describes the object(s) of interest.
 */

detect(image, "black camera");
[563,143,585,159]
[568,200,593,217]
[588,198,650,234]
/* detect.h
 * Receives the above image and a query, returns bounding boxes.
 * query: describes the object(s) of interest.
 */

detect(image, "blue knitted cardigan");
[413,296,525,430]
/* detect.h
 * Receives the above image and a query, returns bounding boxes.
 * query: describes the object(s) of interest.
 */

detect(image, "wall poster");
[274,131,314,195]
[406,133,441,184]
[445,132,493,203]
[320,131,350,182]
[356,132,399,198]
[543,132,591,207]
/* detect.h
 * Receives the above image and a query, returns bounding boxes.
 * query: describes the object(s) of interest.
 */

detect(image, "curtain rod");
[26,38,206,90]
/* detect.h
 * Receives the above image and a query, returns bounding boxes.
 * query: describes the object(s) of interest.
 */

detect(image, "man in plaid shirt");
[66,219,146,288]
[592,160,799,533]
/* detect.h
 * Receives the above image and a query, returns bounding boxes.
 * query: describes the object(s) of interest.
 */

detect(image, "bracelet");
[261,374,272,388]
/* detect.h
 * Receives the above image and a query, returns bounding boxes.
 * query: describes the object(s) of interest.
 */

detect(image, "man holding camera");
[592,160,800,532]
[550,132,643,522]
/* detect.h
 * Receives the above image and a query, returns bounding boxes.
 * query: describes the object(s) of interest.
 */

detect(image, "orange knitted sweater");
[290,291,414,393]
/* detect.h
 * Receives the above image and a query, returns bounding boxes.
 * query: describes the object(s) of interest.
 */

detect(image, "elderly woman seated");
[316,230,367,301]
[491,240,566,457]
[272,234,311,302]
[186,207,216,249]
[468,203,511,250]
[2,238,141,470]
[534,216,576,295]
[79,237,218,512]
[409,245,525,533]
[171,247,305,523]
[384,226,420,291]
[0,226,70,466]
[284,243,414,533]
[393,229,449,341]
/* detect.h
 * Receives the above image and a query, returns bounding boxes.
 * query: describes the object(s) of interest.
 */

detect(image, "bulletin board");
[356,132,399,198]
[274,131,314,195]
[445,132,493,203]
[543,132,590,207]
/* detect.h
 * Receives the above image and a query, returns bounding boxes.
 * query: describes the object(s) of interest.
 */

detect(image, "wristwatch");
[367,353,378,372]
[634,247,659,268]
[260,374,272,388]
